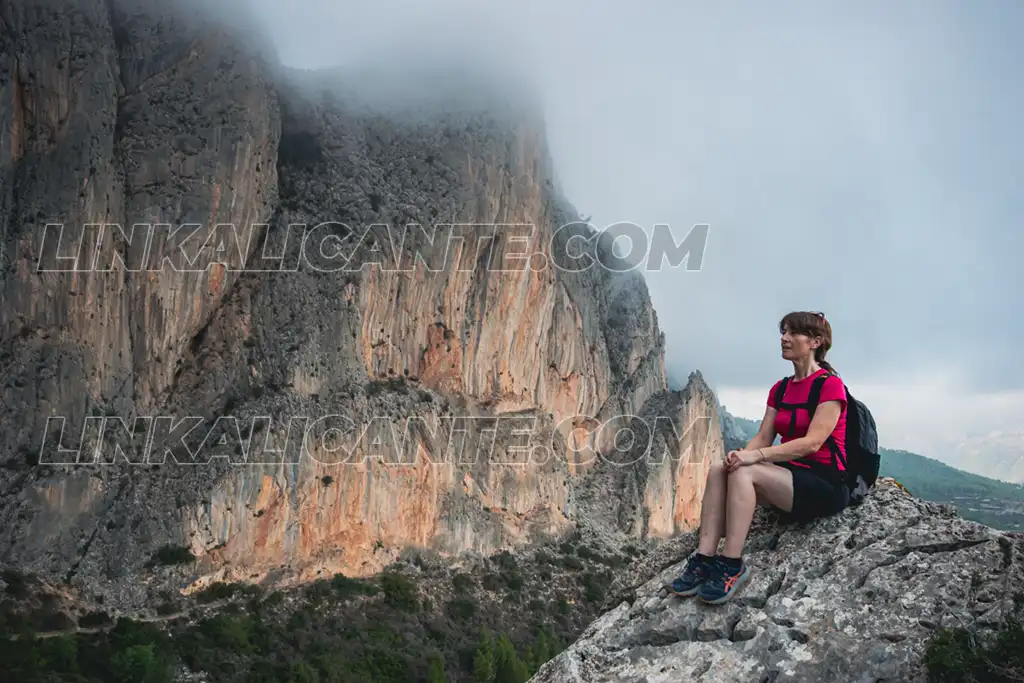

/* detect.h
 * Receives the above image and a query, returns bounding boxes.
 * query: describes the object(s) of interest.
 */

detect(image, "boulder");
[530,478,1024,683]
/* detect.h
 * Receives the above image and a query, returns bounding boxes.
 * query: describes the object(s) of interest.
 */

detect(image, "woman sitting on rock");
[670,310,851,604]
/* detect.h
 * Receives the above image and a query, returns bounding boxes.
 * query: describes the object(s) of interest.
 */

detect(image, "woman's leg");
[696,464,796,604]
[721,463,794,558]
[696,461,728,556]
[668,460,732,596]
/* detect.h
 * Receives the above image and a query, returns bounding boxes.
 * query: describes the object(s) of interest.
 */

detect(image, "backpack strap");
[806,375,828,423]
[776,371,847,475]
[774,374,827,438]
[773,377,789,411]
[818,376,850,473]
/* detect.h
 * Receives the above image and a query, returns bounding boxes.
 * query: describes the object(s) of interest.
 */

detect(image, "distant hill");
[722,414,1024,531]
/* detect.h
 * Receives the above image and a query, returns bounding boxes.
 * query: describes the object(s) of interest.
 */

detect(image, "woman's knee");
[727,463,754,485]
[708,460,727,481]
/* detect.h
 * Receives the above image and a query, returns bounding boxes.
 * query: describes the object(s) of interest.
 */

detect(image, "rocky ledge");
[529,478,1024,683]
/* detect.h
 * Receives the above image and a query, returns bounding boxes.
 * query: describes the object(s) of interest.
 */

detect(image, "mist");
[222,0,1023,474]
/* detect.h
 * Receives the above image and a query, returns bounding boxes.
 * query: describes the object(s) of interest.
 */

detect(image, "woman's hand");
[725,449,763,472]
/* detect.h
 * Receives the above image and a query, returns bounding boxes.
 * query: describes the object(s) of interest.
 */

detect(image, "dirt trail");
[3,599,232,641]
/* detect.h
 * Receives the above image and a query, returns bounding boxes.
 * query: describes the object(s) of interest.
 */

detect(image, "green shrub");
[452,573,474,593]
[195,581,245,604]
[501,569,524,592]
[492,551,518,573]
[1,569,29,598]
[427,653,447,683]
[152,544,195,566]
[379,572,419,612]
[923,613,1024,682]
[155,601,179,616]
[305,578,334,603]
[331,572,377,601]
[559,556,583,571]
[581,572,610,603]
[79,610,113,627]
[29,607,75,632]
[262,591,286,608]
[446,597,477,621]
[110,643,170,683]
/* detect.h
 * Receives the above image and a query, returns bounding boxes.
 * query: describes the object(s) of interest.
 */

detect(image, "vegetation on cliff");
[0,537,634,683]
[924,610,1024,683]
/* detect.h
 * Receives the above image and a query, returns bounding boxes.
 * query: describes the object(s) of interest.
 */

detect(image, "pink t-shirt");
[766,368,847,471]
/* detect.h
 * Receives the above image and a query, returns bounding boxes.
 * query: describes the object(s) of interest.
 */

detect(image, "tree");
[473,630,496,683]
[521,645,536,675]
[287,660,319,683]
[110,643,171,683]
[494,634,529,683]
[427,654,447,683]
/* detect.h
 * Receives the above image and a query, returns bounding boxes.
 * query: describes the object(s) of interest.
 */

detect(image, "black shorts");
[777,462,850,522]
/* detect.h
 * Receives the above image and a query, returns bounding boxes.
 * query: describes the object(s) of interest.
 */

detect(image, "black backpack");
[773,372,880,505]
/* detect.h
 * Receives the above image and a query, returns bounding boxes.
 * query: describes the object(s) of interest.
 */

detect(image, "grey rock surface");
[530,479,1024,683]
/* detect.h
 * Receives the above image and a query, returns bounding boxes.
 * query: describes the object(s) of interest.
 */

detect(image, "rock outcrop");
[0,0,721,607]
[719,402,754,453]
[528,478,1024,683]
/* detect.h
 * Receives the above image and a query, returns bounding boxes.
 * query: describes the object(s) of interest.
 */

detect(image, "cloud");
[229,0,1023,460]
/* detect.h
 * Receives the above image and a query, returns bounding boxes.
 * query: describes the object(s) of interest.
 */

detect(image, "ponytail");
[815,349,838,376]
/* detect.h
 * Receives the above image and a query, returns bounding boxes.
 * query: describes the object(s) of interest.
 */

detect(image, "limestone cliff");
[528,479,1024,683]
[0,0,721,607]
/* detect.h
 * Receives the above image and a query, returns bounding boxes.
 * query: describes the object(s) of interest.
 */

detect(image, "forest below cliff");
[1,533,629,683]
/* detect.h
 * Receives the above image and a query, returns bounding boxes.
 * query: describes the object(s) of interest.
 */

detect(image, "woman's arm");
[754,400,842,463]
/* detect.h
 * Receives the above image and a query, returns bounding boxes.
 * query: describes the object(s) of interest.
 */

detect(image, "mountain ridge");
[0,0,722,613]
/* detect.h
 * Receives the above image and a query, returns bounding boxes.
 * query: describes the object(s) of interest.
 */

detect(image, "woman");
[669,310,851,605]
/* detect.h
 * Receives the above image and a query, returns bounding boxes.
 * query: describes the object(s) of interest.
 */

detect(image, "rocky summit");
[529,478,1024,683]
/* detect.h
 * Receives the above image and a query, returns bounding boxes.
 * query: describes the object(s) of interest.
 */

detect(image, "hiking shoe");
[666,554,714,597]
[697,557,751,605]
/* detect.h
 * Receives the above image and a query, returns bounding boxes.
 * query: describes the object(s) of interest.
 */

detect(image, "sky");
[236,0,1023,477]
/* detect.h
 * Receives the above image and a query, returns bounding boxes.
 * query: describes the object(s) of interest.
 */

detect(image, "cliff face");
[572,372,723,545]
[529,479,1024,683]
[0,0,722,605]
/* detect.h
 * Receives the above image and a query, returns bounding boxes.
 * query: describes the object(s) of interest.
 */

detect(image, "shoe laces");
[706,557,740,587]
[683,555,709,577]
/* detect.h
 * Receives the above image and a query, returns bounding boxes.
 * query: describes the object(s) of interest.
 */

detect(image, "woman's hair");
[779,310,837,375]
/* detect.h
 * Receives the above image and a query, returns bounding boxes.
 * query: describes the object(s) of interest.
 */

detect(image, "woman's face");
[780,325,819,361]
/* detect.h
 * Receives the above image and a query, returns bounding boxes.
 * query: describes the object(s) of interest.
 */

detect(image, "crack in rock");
[998,536,1014,569]
[857,537,991,588]
[696,611,743,642]
[787,628,810,644]
[805,558,835,580]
